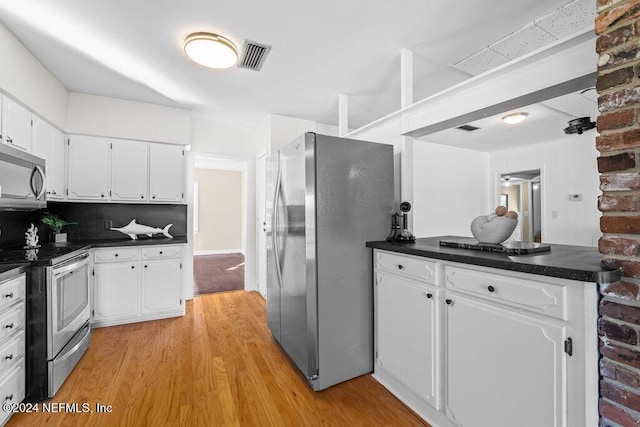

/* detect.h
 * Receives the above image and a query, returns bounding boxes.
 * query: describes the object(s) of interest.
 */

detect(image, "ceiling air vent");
[237,40,271,71]
[456,124,481,132]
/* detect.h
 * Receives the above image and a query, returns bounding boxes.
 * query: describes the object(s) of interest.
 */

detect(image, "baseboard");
[194,249,244,256]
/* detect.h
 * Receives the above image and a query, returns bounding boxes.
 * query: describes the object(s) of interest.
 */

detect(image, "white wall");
[413,142,491,238]
[490,135,600,247]
[66,93,191,144]
[269,114,317,152]
[187,117,259,298]
[0,22,67,129]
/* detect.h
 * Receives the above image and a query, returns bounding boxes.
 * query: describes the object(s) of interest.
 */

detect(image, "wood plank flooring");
[8,291,428,427]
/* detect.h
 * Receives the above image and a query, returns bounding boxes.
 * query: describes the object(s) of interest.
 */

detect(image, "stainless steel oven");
[25,249,92,401]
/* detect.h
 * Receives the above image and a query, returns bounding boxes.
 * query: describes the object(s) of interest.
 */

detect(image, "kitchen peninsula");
[367,236,620,427]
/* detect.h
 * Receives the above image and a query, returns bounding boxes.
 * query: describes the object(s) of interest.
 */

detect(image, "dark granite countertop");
[82,236,187,248]
[366,236,621,284]
[0,263,29,282]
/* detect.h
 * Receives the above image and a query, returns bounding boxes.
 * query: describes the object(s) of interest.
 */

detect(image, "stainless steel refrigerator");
[266,132,394,391]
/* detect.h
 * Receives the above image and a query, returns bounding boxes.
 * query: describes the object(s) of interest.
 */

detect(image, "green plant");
[41,213,77,233]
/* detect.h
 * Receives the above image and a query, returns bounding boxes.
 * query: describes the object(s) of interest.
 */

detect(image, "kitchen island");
[366,236,619,427]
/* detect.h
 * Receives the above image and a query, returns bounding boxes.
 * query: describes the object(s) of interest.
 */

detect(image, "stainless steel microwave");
[0,143,46,210]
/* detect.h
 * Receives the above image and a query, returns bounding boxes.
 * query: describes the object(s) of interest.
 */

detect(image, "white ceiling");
[0,0,585,129]
[419,89,599,152]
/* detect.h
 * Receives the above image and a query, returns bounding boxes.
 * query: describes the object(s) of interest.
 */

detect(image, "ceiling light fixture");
[184,32,239,69]
[501,112,529,125]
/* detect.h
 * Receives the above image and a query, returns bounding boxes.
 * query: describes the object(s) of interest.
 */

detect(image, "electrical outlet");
[104,220,112,230]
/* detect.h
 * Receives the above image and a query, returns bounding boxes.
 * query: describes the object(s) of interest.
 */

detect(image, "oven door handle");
[53,253,90,278]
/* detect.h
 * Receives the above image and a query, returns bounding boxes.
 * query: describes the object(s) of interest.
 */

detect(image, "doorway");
[498,169,542,243]
[192,156,247,296]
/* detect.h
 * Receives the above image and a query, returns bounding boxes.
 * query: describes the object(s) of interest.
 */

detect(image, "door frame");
[185,152,250,299]
[492,165,545,243]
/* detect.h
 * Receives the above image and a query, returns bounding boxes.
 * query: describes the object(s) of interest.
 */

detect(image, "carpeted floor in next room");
[193,253,245,296]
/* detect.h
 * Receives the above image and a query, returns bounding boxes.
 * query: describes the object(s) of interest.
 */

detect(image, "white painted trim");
[194,249,244,256]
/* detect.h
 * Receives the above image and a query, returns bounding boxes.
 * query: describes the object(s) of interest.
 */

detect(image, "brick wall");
[596,1,640,425]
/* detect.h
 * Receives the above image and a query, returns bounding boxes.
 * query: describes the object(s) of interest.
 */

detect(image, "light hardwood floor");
[9,291,428,426]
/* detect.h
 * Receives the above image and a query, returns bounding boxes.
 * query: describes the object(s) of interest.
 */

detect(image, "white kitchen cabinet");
[149,144,184,202]
[445,294,565,427]
[141,259,182,313]
[92,245,184,328]
[31,118,66,200]
[68,135,111,200]
[1,97,32,152]
[372,249,598,427]
[111,139,148,201]
[0,273,26,427]
[93,262,139,321]
[376,271,438,408]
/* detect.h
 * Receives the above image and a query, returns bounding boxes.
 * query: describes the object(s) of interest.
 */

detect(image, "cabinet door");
[30,116,50,161]
[140,259,182,313]
[111,139,148,201]
[93,263,139,321]
[376,272,438,408]
[446,295,566,427]
[149,144,184,202]
[47,129,66,199]
[2,97,32,152]
[68,135,111,200]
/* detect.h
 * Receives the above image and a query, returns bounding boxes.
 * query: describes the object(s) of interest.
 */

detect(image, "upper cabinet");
[31,117,66,200]
[149,144,184,202]
[2,97,32,152]
[111,139,148,201]
[66,135,185,203]
[68,135,111,200]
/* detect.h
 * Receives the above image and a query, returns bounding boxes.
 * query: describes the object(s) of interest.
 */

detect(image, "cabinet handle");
[4,354,12,360]
[144,265,148,268]
[425,293,433,299]
[114,254,119,257]
[140,195,144,199]
[52,190,57,195]
[159,251,163,255]
[398,264,404,270]
[152,195,156,199]
[4,293,13,299]
[445,299,454,305]
[100,194,105,198]
[487,285,495,293]
[5,394,12,401]
[4,324,13,329]
[6,137,12,143]
[131,266,135,269]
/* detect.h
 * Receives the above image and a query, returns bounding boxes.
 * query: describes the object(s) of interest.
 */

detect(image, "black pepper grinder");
[396,201,416,242]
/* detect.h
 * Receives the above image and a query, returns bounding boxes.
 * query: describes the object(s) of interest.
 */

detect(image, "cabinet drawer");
[0,307,23,343]
[141,245,182,260]
[94,248,139,263]
[0,275,25,312]
[375,251,436,284]
[0,332,24,373]
[444,266,567,320]
[0,358,25,418]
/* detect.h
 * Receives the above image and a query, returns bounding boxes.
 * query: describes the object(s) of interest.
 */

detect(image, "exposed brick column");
[596,1,640,426]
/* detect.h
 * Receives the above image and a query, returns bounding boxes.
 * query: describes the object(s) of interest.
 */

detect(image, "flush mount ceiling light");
[501,112,529,125]
[184,32,239,69]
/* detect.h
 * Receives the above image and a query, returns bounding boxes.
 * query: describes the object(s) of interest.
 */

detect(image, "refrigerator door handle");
[272,163,284,289]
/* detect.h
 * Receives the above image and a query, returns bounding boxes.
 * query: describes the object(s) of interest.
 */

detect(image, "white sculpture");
[470,206,518,244]
[110,219,173,240]
[24,223,40,248]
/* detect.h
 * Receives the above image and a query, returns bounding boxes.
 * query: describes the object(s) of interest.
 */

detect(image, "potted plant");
[42,213,78,243]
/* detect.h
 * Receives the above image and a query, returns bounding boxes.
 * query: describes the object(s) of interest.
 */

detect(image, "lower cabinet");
[376,272,438,408]
[445,295,565,427]
[373,249,598,427]
[0,273,26,426]
[92,245,184,327]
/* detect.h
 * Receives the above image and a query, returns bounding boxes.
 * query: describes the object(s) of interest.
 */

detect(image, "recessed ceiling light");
[501,112,529,125]
[184,32,239,69]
